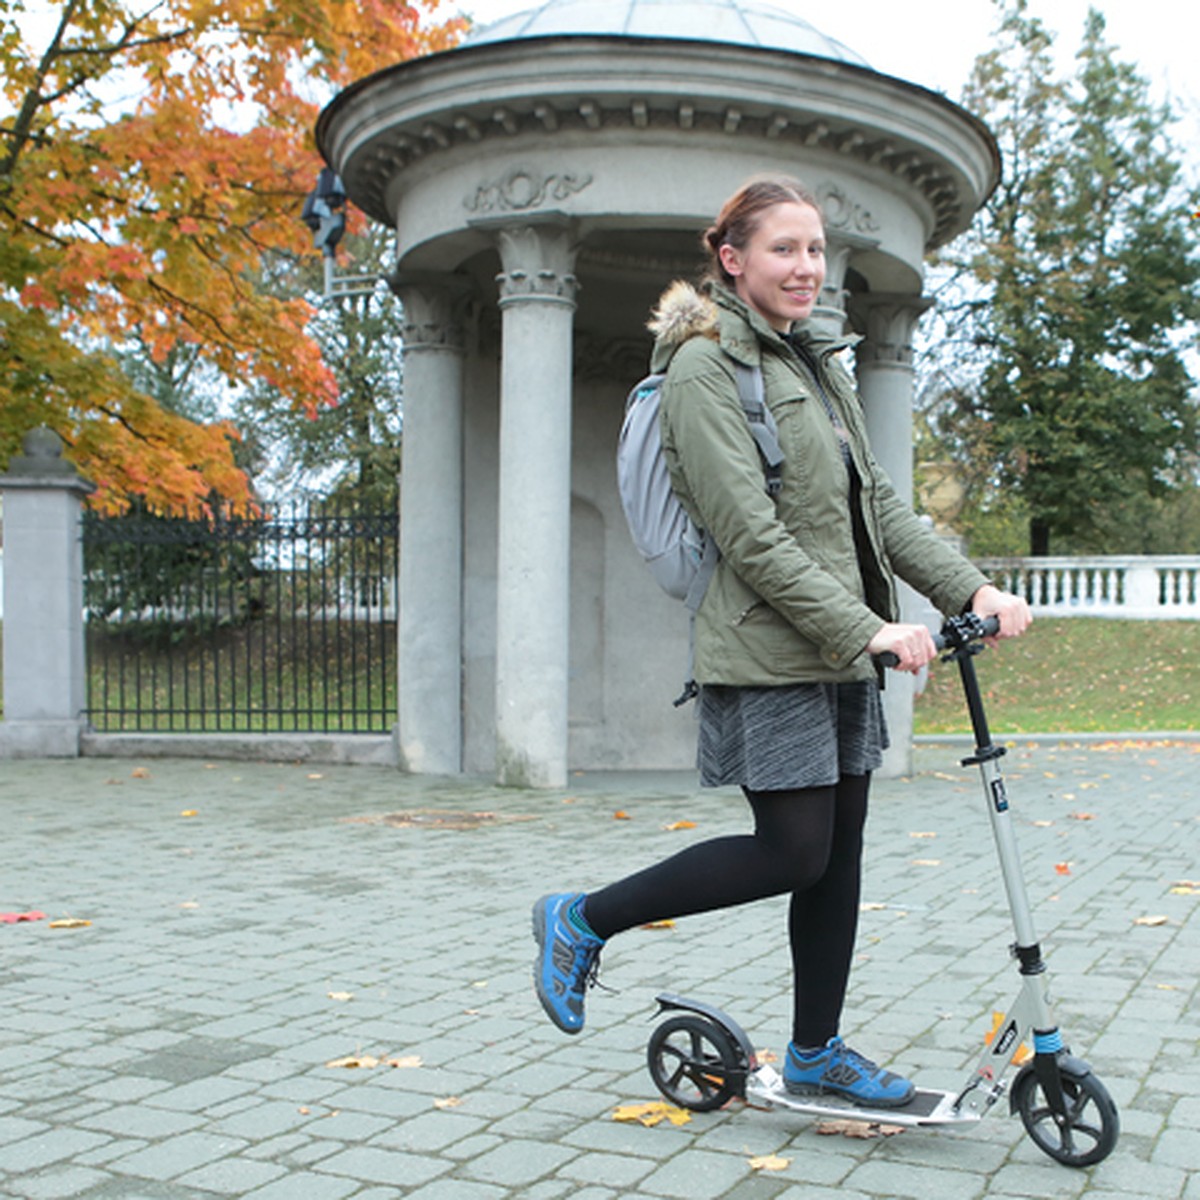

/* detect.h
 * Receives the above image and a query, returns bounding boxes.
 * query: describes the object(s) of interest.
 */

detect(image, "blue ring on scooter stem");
[1034,1029,1064,1054]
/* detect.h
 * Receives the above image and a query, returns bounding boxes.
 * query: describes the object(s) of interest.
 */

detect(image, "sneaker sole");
[531,897,583,1036]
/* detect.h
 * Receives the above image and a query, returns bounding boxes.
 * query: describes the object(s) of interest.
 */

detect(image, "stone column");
[853,294,934,778]
[0,428,95,758]
[492,221,578,788]
[390,274,469,774]
[811,237,853,335]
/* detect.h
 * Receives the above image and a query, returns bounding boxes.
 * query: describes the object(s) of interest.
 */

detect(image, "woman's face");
[718,201,826,331]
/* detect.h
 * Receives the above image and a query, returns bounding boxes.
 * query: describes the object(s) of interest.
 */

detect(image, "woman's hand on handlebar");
[969,584,1033,643]
[866,622,938,674]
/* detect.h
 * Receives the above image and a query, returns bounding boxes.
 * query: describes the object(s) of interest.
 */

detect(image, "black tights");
[582,775,870,1047]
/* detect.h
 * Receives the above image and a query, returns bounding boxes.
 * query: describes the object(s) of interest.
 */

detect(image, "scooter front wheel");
[1012,1063,1119,1167]
[647,1013,739,1112]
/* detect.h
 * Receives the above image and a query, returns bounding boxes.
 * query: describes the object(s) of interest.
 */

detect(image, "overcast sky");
[450,0,1200,143]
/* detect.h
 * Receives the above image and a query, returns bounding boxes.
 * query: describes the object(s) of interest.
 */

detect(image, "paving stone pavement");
[1,736,1197,1199]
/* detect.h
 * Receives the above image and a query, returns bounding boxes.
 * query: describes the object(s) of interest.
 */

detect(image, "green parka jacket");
[652,280,989,685]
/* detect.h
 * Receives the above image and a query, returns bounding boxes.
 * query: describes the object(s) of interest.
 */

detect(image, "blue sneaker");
[783,1037,915,1108]
[532,892,604,1035]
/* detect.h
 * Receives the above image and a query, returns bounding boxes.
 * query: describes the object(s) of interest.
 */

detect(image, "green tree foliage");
[925,1,1200,556]
[235,225,404,512]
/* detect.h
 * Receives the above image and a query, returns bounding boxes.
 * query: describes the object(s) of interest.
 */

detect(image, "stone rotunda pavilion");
[315,0,1000,787]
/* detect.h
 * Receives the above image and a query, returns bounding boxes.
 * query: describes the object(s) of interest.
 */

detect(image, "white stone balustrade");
[975,556,1200,619]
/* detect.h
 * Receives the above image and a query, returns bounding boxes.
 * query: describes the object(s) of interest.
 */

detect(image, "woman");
[532,176,1030,1107]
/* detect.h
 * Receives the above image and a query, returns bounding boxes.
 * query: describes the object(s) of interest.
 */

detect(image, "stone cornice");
[318,37,999,251]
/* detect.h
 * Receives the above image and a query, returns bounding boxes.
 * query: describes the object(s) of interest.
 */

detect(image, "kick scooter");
[645,614,1119,1167]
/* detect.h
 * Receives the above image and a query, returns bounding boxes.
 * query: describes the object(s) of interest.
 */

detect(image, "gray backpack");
[616,360,784,699]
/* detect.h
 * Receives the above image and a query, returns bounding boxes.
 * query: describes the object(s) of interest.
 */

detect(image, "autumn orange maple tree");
[0,0,465,514]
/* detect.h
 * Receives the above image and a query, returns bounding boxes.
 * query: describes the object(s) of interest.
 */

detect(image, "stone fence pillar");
[0,428,95,757]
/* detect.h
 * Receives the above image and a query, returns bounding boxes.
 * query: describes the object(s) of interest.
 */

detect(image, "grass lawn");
[3,617,1197,734]
[914,617,1199,735]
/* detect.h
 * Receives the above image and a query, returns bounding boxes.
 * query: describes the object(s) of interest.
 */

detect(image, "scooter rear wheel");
[1012,1063,1119,1167]
[647,1013,739,1112]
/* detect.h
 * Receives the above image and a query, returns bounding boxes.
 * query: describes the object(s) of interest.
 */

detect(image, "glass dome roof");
[463,0,871,68]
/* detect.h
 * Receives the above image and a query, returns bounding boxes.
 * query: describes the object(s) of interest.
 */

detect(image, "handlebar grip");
[877,613,1002,669]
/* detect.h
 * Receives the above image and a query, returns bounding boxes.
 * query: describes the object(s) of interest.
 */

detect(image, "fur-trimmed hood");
[646,279,719,349]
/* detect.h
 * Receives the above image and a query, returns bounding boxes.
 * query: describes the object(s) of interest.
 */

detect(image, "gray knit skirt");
[697,680,888,791]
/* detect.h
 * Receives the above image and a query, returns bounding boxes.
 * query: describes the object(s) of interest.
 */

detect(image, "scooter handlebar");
[877,613,1002,670]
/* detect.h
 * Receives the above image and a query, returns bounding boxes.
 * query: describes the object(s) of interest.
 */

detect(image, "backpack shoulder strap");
[733,362,784,496]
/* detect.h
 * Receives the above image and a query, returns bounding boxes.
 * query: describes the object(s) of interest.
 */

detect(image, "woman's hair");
[703,175,823,286]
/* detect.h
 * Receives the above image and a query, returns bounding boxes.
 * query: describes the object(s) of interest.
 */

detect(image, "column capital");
[490,219,579,308]
[852,293,935,368]
[388,271,473,353]
[810,233,880,336]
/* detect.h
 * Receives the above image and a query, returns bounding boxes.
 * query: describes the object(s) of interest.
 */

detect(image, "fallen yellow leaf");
[909,831,937,839]
[613,810,632,821]
[911,858,942,867]
[1168,885,1198,896]
[640,919,676,930]
[325,1054,379,1069]
[748,1153,790,1171]
[1068,812,1095,821]
[180,809,198,818]
[387,1055,423,1069]
[663,820,697,831]
[434,1096,463,1110]
[327,991,353,1002]
[1133,915,1169,927]
[612,1101,692,1127]
[131,767,150,779]
[48,918,91,929]
[816,1118,904,1139]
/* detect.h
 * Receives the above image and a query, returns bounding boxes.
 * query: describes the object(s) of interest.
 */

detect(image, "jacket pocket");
[704,562,764,627]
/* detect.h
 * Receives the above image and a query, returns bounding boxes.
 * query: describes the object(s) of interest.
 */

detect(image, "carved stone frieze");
[572,334,652,382]
[466,168,594,215]
[818,183,881,237]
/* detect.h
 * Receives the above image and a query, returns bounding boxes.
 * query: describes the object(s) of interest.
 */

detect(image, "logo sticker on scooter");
[994,1020,1019,1058]
[990,779,1009,812]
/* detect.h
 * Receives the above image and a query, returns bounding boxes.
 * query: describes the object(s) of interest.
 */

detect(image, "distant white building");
[316,0,1000,786]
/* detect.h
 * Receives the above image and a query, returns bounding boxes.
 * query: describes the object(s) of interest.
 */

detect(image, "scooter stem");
[953,644,1041,955]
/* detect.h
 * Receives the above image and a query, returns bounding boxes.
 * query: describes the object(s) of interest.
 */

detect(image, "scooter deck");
[744,1066,982,1128]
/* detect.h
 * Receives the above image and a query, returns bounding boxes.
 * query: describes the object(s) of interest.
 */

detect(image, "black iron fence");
[83,505,398,733]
